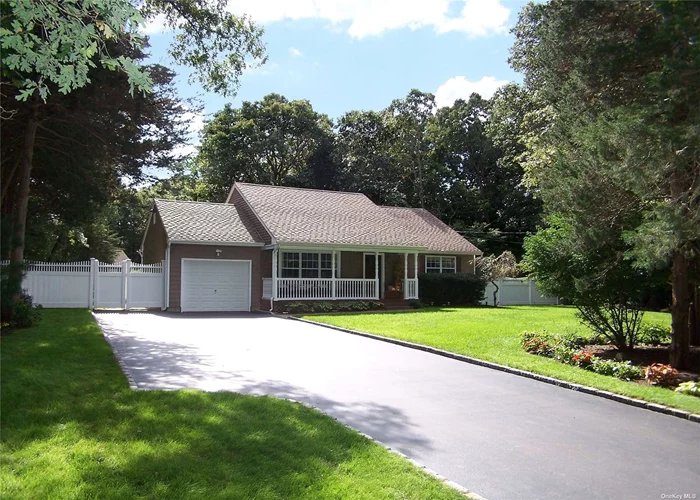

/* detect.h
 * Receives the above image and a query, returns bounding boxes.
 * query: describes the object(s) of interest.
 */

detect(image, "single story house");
[141,182,482,312]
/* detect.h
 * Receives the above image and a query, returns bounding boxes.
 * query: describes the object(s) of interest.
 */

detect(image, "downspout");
[270,245,278,312]
[163,241,171,311]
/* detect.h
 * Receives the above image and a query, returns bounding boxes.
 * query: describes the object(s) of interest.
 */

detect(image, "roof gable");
[154,199,260,244]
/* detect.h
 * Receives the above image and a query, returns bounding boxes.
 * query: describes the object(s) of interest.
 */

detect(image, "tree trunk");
[691,285,700,347]
[669,250,690,368]
[9,102,39,292]
[492,281,499,307]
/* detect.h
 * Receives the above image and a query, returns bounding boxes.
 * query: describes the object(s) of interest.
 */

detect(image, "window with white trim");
[425,255,456,274]
[281,252,335,278]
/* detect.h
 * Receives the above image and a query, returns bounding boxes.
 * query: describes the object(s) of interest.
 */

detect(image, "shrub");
[281,301,384,314]
[638,323,671,346]
[571,350,595,369]
[590,359,644,380]
[675,381,700,397]
[644,363,679,387]
[521,330,555,357]
[407,300,424,309]
[8,292,43,328]
[552,343,577,364]
[418,272,485,306]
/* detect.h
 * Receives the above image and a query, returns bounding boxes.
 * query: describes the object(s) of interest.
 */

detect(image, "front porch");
[263,249,419,301]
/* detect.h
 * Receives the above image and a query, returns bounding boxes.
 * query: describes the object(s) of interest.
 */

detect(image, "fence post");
[90,258,98,309]
[528,279,533,305]
[122,259,131,309]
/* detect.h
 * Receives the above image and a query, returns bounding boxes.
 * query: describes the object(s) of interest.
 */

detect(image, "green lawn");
[302,306,700,414]
[1,310,463,499]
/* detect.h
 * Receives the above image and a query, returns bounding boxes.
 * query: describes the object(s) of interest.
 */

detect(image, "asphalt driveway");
[95,312,700,500]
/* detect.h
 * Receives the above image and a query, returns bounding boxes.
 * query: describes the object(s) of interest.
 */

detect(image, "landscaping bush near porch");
[280,301,384,314]
[0,310,466,499]
[418,272,485,306]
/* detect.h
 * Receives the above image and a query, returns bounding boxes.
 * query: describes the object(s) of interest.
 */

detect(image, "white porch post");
[403,252,409,299]
[414,252,419,298]
[374,251,379,300]
[271,247,278,301]
[331,250,336,299]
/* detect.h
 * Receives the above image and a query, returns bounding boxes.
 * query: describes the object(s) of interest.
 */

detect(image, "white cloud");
[227,0,510,39]
[141,13,170,35]
[289,47,303,57]
[434,75,509,108]
[173,111,205,158]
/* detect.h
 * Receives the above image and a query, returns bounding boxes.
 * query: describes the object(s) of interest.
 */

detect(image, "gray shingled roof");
[235,183,481,254]
[154,199,259,244]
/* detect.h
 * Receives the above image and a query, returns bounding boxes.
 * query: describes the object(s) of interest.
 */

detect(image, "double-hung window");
[425,256,456,274]
[281,252,335,278]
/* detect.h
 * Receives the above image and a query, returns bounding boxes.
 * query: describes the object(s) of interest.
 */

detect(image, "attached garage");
[181,259,251,312]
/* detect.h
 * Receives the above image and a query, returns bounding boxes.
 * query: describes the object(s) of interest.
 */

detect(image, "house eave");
[168,239,264,247]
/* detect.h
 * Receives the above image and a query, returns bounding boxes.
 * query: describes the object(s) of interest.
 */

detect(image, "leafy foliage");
[675,381,700,397]
[280,301,384,314]
[418,272,485,306]
[7,292,43,328]
[520,330,644,380]
[638,323,672,346]
[509,0,700,367]
[1,0,151,100]
[476,250,520,306]
[199,94,334,199]
[644,363,679,388]
[522,219,655,350]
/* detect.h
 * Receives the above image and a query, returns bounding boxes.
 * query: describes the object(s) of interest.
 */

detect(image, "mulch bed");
[587,344,700,383]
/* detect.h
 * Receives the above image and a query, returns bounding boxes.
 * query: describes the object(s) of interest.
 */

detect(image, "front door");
[363,253,384,298]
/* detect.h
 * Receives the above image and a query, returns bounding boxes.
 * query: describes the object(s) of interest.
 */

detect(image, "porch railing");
[269,278,378,300]
[403,278,419,300]
[336,279,377,299]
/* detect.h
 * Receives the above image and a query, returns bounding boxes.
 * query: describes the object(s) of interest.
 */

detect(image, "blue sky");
[144,0,528,154]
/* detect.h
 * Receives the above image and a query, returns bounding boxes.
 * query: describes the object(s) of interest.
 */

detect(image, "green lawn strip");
[302,306,700,415]
[1,310,463,500]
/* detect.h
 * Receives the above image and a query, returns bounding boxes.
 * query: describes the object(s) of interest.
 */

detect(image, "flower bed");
[520,330,699,395]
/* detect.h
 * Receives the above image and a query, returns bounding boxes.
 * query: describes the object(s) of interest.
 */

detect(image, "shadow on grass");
[1,310,440,499]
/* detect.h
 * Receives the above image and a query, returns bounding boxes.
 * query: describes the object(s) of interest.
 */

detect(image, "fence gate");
[3,258,165,310]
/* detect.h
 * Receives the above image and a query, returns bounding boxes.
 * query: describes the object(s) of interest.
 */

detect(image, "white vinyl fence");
[483,278,558,306]
[2,259,165,310]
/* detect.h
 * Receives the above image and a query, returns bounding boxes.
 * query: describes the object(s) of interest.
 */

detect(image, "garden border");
[287,315,700,424]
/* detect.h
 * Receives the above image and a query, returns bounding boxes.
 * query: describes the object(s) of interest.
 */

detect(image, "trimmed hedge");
[418,272,486,306]
[281,301,384,314]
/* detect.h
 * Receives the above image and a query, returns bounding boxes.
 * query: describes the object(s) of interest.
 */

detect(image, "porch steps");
[381,299,412,311]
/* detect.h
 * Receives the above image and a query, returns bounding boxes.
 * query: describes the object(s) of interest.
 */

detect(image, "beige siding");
[142,210,167,264]
[169,244,263,311]
[231,188,272,244]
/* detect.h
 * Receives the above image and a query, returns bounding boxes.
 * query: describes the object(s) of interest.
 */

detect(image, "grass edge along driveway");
[302,306,700,415]
[0,310,465,500]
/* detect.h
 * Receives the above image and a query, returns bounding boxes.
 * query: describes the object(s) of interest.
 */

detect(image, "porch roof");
[234,183,481,254]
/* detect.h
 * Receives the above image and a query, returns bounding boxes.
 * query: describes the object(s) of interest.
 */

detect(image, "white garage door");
[181,259,251,312]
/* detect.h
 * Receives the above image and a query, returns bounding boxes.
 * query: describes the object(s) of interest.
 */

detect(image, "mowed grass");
[1,310,463,500]
[303,306,700,414]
